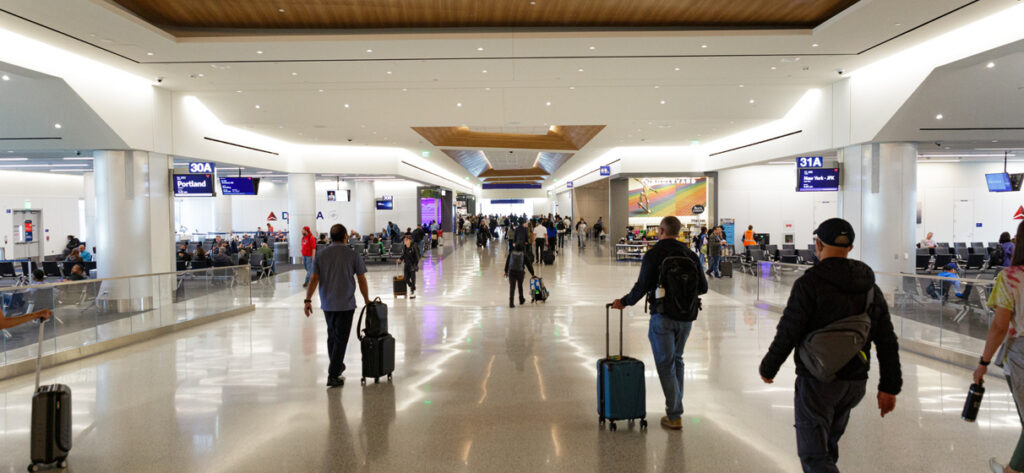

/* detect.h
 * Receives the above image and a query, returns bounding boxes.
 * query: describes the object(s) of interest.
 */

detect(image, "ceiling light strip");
[400,161,474,192]
[0,137,62,141]
[203,136,279,155]
[709,130,802,157]
[919,127,1024,131]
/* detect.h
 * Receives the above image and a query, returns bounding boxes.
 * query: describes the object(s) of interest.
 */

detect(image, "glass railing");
[0,265,252,367]
[750,260,996,357]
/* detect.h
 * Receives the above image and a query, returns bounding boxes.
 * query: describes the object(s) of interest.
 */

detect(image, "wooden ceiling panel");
[108,0,860,34]
[413,126,604,151]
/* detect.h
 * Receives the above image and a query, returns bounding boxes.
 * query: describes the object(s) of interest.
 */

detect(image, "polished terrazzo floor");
[0,236,1020,472]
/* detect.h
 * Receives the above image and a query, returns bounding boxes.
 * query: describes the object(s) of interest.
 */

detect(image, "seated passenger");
[67,264,88,281]
[194,247,211,264]
[65,248,84,263]
[211,248,233,267]
[238,250,250,266]
[79,244,93,262]
[31,269,46,285]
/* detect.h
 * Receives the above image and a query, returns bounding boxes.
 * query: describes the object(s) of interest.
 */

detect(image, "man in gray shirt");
[304,223,371,387]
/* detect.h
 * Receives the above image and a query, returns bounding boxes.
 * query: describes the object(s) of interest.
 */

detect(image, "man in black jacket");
[504,242,536,307]
[611,216,708,430]
[759,218,902,473]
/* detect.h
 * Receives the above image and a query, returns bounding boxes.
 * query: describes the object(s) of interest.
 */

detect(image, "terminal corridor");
[0,238,1016,472]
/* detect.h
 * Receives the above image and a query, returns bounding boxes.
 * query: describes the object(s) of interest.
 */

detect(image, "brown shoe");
[661,416,682,430]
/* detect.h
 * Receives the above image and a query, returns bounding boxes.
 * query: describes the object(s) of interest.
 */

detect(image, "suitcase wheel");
[360,378,366,385]
[640,419,648,430]
[387,374,393,382]
[28,464,38,472]
[609,421,617,432]
[374,377,379,384]
[598,416,605,426]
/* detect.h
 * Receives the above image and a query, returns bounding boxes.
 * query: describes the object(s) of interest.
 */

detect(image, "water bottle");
[962,382,985,422]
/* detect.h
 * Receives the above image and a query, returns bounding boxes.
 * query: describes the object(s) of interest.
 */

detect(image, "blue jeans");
[708,255,721,277]
[698,252,706,270]
[303,256,313,284]
[648,313,693,420]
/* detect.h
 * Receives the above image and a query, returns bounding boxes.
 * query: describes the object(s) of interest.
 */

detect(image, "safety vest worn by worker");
[743,230,756,246]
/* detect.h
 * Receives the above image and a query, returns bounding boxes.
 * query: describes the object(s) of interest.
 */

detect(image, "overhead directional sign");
[567,181,574,189]
[599,166,611,176]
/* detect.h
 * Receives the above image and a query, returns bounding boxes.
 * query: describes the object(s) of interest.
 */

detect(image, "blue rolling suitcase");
[596,304,647,431]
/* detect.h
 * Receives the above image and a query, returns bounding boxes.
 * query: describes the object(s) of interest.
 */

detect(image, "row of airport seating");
[0,260,97,285]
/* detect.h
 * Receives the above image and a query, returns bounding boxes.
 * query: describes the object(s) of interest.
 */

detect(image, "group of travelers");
[690,225,726,278]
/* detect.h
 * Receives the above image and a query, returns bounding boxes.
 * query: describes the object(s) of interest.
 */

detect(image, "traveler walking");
[611,216,707,430]
[1002,232,1016,267]
[399,235,420,299]
[546,220,557,254]
[412,225,426,255]
[303,224,372,388]
[534,220,548,261]
[301,225,317,288]
[576,218,588,249]
[758,218,902,473]
[707,227,723,278]
[504,242,536,308]
[556,218,566,249]
[977,221,1024,473]
[694,227,708,270]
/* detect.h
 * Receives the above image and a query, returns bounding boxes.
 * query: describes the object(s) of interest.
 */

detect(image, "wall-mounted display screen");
[376,200,393,210]
[420,198,440,225]
[174,174,215,196]
[628,178,708,217]
[797,168,840,192]
[219,177,260,195]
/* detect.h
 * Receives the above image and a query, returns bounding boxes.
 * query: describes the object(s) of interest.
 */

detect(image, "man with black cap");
[759,218,902,473]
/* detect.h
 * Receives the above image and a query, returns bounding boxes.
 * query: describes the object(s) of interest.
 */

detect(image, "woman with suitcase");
[398,236,420,299]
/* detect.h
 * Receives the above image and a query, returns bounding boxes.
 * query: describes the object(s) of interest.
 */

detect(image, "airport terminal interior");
[1,0,1024,471]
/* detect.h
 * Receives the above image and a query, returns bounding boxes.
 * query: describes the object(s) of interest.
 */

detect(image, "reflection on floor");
[0,236,1019,472]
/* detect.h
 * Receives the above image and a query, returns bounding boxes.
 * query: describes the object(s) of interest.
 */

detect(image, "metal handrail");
[0,264,250,293]
[755,260,998,285]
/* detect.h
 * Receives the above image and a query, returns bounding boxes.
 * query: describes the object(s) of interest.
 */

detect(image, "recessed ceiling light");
[386,70,392,75]
[770,66,777,70]
[481,69,487,73]
[987,62,996,68]
[739,84,745,88]
[749,99,755,104]
[811,43,819,48]
[366,49,373,53]
[589,46,596,50]
[653,85,659,89]
[54,123,62,129]
[993,140,1000,143]
[254,105,261,109]
[895,23,902,27]
[477,47,484,51]
[674,67,680,71]
[197,73,205,77]
[146,52,153,56]
[456,102,462,107]
[935,114,943,120]
[235,90,242,93]
[700,44,708,48]
[256,50,263,55]
[318,89,324,93]
[402,88,408,92]
[577,68,584,72]
[344,104,350,108]
[278,8,285,12]
[291,72,298,76]
[1,75,8,81]
[529,1,536,4]
[485,87,491,91]
[660,100,666,105]
[568,86,575,90]
[545,101,551,106]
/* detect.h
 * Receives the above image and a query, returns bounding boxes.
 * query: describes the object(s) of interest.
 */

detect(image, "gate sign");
[567,181,574,189]
[24,220,33,242]
[796,156,823,168]
[599,166,611,176]
[691,205,705,215]
[188,162,215,174]
[267,212,277,221]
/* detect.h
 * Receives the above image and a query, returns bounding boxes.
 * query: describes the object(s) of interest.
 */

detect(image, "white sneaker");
[990,457,1005,473]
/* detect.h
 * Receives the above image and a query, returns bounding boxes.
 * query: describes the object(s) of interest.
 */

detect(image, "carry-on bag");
[530,277,549,303]
[393,275,407,298]
[596,304,647,431]
[29,320,72,472]
[719,259,734,278]
[356,307,395,385]
[359,297,388,338]
[543,250,555,265]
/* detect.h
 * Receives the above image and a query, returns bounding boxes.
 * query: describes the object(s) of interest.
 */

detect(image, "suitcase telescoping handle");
[605,303,623,359]
[35,319,45,390]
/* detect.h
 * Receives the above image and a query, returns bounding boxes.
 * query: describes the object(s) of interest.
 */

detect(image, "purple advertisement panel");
[420,198,440,227]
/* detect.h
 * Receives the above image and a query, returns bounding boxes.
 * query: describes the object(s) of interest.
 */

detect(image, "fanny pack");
[798,288,874,383]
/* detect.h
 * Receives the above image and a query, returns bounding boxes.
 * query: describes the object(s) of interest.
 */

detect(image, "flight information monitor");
[174,174,215,196]
[797,168,840,192]
[219,177,260,195]
[986,173,1013,192]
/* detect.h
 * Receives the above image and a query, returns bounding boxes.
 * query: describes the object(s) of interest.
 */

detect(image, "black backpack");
[991,246,1006,267]
[509,251,525,272]
[654,254,702,322]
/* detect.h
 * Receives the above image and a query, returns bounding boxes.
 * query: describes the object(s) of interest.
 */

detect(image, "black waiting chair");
[965,254,987,271]
[954,247,970,262]
[0,262,17,279]
[954,242,967,249]
[782,244,796,250]
[916,248,931,256]
[797,249,817,265]
[933,254,954,269]
[176,261,188,271]
[916,254,933,272]
[937,242,951,249]
[764,245,779,260]
[42,261,63,278]
[190,259,211,270]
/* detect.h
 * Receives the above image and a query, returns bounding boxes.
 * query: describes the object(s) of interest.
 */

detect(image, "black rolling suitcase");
[543,250,555,265]
[357,300,395,385]
[719,258,734,278]
[393,275,407,298]
[29,321,72,472]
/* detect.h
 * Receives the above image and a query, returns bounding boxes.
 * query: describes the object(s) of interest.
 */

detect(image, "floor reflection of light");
[396,309,483,411]
[550,425,561,457]
[461,439,472,465]
[479,355,496,405]
[534,355,547,401]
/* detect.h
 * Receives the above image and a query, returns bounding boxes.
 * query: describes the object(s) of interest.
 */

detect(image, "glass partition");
[1,265,251,367]
[753,261,995,357]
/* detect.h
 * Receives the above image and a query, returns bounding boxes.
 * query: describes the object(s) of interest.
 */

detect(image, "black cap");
[814,218,855,248]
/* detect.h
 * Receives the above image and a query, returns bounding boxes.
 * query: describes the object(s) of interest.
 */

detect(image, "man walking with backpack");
[504,242,535,308]
[611,216,707,430]
[758,218,902,473]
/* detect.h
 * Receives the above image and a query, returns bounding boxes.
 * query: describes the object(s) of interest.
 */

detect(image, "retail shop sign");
[691,205,705,215]
[188,162,215,174]
[599,166,611,176]
[567,181,574,189]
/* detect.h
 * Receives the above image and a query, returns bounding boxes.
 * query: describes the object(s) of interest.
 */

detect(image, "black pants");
[535,238,545,260]
[323,310,356,378]
[404,266,417,292]
[509,271,525,304]
[558,233,565,248]
[794,376,866,473]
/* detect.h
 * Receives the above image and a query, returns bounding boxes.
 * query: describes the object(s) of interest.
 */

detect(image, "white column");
[353,180,375,236]
[94,150,154,279]
[839,142,917,275]
[83,171,96,249]
[288,173,316,263]
[213,169,233,234]
[147,152,174,275]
